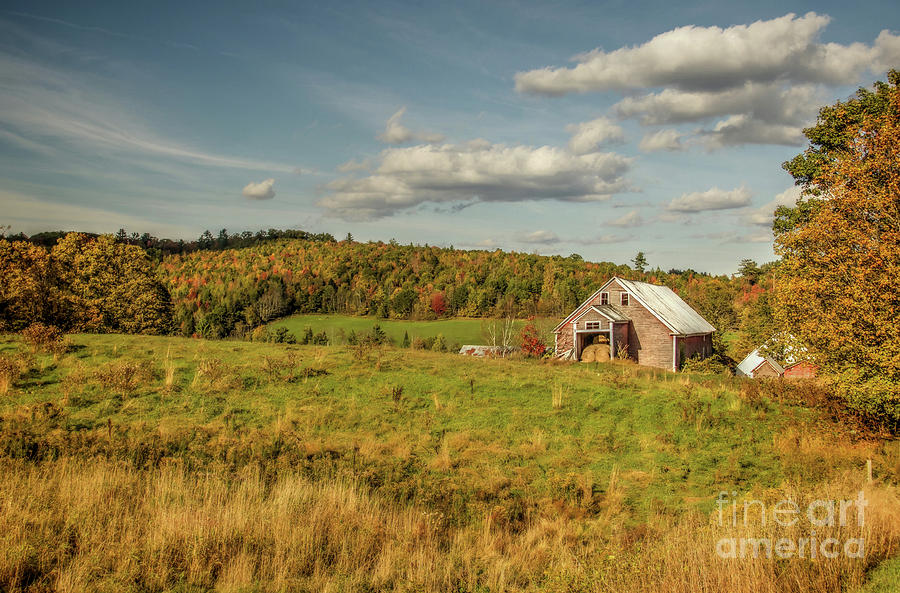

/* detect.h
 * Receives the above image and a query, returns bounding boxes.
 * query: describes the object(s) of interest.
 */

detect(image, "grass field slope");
[1,334,898,592]
[269,314,525,348]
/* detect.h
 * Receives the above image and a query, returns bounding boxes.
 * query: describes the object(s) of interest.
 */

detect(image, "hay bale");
[580,344,610,363]
[581,347,596,362]
[581,344,609,362]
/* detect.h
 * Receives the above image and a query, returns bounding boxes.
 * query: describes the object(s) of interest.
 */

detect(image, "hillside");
[157,238,751,345]
[1,333,898,592]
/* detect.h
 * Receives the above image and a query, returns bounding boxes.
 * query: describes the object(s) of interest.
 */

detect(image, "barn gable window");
[621,293,629,306]
[585,321,600,330]
[600,292,609,305]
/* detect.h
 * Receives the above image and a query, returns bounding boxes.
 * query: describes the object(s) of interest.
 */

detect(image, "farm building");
[783,360,818,380]
[553,277,716,371]
[735,349,785,378]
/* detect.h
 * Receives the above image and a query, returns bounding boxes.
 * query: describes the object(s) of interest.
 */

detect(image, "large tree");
[774,74,900,422]
[776,70,899,236]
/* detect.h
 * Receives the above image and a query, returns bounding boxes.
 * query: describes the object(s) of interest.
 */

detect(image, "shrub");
[93,360,155,397]
[21,323,68,356]
[272,327,297,344]
[0,353,28,395]
[250,326,270,342]
[432,334,447,352]
[411,336,425,350]
[681,353,732,376]
[520,319,546,357]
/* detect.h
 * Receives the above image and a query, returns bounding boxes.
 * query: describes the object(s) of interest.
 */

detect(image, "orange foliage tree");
[774,76,900,422]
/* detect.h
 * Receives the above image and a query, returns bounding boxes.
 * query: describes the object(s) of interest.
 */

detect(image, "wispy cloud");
[0,37,301,174]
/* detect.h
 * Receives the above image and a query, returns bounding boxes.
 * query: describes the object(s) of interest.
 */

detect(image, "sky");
[1,1,898,274]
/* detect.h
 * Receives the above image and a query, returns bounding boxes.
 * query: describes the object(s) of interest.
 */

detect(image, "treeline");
[1,227,335,262]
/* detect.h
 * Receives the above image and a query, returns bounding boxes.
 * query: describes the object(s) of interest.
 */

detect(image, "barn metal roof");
[591,305,630,322]
[615,278,717,335]
[553,276,716,335]
[736,349,785,377]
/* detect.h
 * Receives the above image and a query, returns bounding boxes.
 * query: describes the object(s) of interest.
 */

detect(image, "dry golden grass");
[1,459,897,593]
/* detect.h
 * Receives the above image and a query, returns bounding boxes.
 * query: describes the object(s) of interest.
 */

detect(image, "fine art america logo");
[715,491,868,559]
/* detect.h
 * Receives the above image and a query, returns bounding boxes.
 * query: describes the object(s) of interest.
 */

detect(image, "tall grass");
[0,459,897,593]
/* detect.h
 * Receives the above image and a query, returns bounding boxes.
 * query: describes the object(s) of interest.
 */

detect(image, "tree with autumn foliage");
[774,72,900,422]
[519,317,547,358]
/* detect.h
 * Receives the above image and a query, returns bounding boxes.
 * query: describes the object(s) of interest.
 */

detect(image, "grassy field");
[1,333,899,592]
[269,314,528,347]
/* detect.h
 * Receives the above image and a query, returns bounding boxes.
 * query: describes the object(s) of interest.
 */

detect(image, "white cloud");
[319,141,632,220]
[566,117,625,154]
[743,185,803,226]
[515,13,899,95]
[638,129,684,152]
[377,107,445,144]
[514,13,900,148]
[242,178,276,200]
[667,186,752,212]
[518,230,560,244]
[607,210,644,227]
[336,158,372,172]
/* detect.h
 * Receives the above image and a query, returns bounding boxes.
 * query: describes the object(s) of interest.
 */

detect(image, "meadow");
[268,314,527,348]
[1,333,899,592]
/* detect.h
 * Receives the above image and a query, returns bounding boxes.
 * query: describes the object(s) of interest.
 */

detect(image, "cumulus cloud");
[377,107,445,144]
[743,185,803,226]
[638,129,685,152]
[242,178,276,200]
[515,13,898,95]
[319,141,632,220]
[515,13,900,148]
[607,210,644,227]
[566,117,625,154]
[667,186,752,212]
[518,230,560,244]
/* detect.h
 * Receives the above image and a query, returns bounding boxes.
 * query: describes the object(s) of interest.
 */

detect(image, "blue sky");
[1,1,898,274]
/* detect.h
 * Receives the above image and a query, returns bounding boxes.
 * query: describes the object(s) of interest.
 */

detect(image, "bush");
[272,327,297,344]
[93,360,156,397]
[0,353,28,395]
[250,326,270,342]
[432,334,447,352]
[681,353,732,376]
[20,323,68,355]
[411,336,425,350]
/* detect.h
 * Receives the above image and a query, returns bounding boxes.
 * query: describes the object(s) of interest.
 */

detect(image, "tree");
[430,292,447,316]
[520,317,546,357]
[631,251,647,273]
[774,78,900,422]
[401,330,410,348]
[737,259,760,285]
[776,70,899,236]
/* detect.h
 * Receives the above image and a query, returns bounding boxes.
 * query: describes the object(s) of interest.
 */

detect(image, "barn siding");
[784,361,817,380]
[678,334,713,368]
[753,361,782,378]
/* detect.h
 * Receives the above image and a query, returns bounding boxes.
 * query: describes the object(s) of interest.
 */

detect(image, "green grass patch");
[269,313,527,347]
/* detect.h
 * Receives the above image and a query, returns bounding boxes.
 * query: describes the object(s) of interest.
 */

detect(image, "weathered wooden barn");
[553,277,716,371]
[735,349,785,378]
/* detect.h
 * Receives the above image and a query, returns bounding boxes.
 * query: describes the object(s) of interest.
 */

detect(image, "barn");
[783,360,818,380]
[735,349,785,378]
[553,277,716,371]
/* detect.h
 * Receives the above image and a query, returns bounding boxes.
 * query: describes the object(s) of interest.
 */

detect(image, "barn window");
[585,321,600,330]
[621,293,629,306]
[600,292,609,305]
